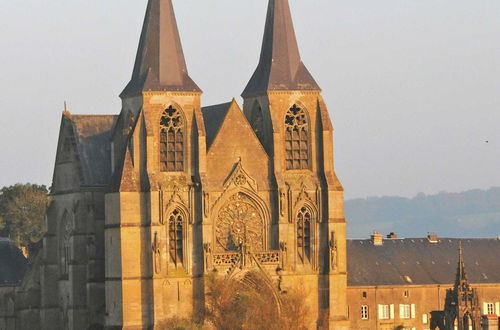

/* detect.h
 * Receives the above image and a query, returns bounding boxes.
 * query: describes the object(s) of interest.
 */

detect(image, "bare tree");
[204,271,309,330]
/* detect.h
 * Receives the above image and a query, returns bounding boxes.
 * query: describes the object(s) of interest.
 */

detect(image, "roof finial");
[62,101,71,115]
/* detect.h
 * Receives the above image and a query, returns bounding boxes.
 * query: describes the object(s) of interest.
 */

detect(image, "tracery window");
[215,193,264,252]
[297,207,311,263]
[285,104,310,170]
[168,209,184,266]
[160,106,184,172]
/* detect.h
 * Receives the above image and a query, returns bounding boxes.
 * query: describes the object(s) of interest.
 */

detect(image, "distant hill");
[345,187,500,239]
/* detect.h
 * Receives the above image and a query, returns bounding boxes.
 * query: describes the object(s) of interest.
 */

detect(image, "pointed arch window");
[59,214,71,278]
[168,209,184,266]
[297,207,312,263]
[160,106,185,172]
[285,104,310,170]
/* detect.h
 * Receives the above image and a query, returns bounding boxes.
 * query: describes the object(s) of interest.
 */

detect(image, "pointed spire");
[242,0,320,97]
[121,0,201,97]
[455,241,468,287]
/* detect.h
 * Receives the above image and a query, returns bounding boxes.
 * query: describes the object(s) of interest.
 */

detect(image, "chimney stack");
[371,231,383,246]
[427,233,439,243]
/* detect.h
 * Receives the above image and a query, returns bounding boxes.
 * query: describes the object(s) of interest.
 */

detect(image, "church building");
[1,1,499,330]
[11,0,349,329]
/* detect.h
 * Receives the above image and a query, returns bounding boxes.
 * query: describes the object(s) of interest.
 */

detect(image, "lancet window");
[250,103,264,139]
[168,209,184,266]
[285,104,310,170]
[160,106,185,172]
[59,215,71,278]
[297,207,312,263]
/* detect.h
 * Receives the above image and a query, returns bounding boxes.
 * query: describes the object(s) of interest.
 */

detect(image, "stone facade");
[2,1,499,330]
[2,0,348,329]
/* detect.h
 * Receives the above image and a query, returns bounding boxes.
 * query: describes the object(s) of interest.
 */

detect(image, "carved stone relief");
[203,243,213,272]
[279,241,288,270]
[279,189,286,217]
[223,159,258,192]
[152,232,161,274]
[329,231,338,272]
[160,186,188,225]
[203,192,210,218]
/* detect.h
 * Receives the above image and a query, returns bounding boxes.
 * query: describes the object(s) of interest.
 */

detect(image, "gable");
[52,115,85,193]
[206,101,269,189]
[52,113,117,193]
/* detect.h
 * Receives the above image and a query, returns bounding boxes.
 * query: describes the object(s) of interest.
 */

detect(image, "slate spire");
[242,0,320,97]
[121,0,200,96]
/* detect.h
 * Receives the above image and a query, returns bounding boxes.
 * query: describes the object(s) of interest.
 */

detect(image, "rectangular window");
[378,304,390,319]
[361,305,369,320]
[422,313,429,324]
[400,304,411,319]
[486,302,495,315]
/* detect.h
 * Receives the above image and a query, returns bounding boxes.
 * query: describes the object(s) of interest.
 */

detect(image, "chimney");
[371,231,383,246]
[427,233,439,243]
[387,232,398,239]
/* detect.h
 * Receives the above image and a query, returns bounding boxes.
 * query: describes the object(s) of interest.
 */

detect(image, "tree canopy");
[0,183,48,248]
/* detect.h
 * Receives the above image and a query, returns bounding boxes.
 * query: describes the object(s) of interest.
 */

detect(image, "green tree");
[0,183,48,248]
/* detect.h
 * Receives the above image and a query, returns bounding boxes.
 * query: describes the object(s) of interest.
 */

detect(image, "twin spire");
[122,0,200,96]
[122,0,319,97]
[242,0,320,96]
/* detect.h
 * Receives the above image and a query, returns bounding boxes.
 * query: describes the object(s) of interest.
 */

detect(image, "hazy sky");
[0,0,499,199]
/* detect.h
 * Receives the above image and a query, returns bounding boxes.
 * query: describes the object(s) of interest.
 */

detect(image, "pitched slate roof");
[347,238,500,286]
[71,115,118,186]
[242,0,320,96]
[121,0,200,96]
[201,102,232,148]
[0,238,27,286]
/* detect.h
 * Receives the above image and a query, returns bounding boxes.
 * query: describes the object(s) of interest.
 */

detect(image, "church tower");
[242,0,349,328]
[105,0,204,327]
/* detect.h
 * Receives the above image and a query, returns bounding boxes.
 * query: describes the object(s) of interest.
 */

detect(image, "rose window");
[215,193,264,252]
